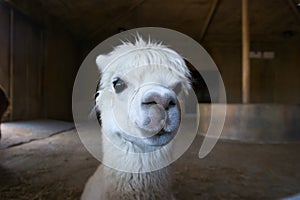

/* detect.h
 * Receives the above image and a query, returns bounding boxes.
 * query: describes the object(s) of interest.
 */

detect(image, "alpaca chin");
[142,129,178,146]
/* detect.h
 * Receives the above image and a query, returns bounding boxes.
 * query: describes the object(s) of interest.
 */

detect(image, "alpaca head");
[95,37,191,149]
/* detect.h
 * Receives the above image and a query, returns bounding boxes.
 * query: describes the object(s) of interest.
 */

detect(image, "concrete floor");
[0,120,300,199]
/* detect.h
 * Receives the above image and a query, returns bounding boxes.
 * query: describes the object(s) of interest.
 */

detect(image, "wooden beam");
[242,0,250,104]
[200,0,219,42]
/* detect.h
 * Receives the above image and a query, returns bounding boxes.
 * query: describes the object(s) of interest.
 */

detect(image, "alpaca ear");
[96,55,107,72]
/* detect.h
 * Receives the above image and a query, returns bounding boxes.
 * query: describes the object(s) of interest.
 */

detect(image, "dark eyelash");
[94,92,100,99]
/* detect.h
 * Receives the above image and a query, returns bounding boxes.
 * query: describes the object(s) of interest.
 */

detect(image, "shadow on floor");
[0,120,300,199]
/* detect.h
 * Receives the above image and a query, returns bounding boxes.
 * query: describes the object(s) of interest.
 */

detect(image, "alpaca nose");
[142,90,177,110]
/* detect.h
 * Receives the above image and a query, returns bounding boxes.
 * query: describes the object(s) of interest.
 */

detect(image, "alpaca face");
[95,38,191,149]
[111,66,182,146]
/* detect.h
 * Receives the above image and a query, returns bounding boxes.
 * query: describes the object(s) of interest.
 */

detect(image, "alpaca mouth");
[156,129,172,137]
[145,129,175,146]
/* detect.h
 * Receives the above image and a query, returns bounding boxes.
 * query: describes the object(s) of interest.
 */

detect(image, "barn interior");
[0,0,300,199]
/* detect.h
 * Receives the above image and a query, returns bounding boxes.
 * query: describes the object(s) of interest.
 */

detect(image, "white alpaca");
[81,37,191,200]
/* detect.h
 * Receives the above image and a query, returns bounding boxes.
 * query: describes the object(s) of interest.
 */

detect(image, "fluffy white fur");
[81,36,191,200]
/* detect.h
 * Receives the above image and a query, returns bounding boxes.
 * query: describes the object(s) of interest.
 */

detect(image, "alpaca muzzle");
[129,85,180,140]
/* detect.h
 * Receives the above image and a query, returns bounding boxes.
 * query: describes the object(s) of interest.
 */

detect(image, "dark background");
[0,0,300,121]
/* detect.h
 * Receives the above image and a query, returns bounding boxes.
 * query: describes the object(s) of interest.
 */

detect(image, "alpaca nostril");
[166,100,176,110]
[142,101,157,106]
[169,100,176,106]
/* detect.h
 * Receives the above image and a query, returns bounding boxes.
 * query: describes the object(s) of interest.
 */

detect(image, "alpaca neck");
[100,165,173,200]
[93,131,175,199]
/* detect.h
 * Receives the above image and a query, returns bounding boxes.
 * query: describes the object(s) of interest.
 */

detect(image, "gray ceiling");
[4,0,300,43]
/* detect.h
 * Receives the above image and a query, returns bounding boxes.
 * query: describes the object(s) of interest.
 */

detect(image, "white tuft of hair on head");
[95,34,191,94]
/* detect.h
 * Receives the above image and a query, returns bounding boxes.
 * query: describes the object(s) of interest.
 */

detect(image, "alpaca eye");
[112,78,126,93]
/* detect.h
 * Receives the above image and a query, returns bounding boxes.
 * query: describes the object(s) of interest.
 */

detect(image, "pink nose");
[142,90,177,110]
